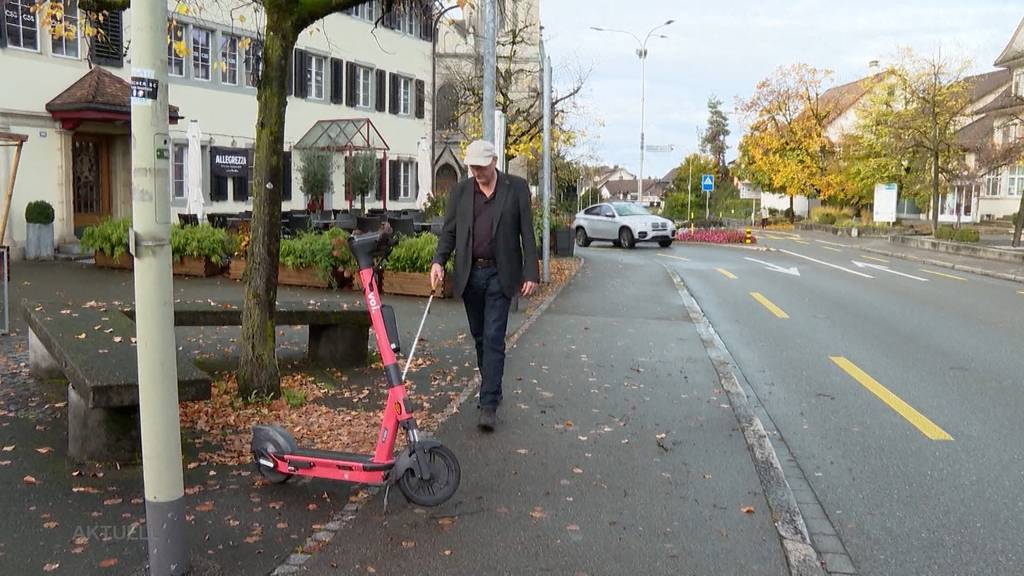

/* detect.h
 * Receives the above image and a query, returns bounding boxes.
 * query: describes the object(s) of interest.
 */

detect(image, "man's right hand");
[430,263,445,291]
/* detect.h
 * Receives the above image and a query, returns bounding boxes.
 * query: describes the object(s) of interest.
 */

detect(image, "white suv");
[572,202,675,249]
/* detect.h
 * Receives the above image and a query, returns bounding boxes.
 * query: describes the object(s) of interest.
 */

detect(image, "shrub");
[816,213,837,225]
[170,224,230,265]
[934,225,955,240]
[279,228,354,286]
[676,229,754,244]
[384,232,453,274]
[25,200,55,225]
[81,218,132,262]
[953,227,980,243]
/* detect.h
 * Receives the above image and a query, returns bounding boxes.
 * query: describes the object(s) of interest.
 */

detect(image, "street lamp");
[591,19,674,203]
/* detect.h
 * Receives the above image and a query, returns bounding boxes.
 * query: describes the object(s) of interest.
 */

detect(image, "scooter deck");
[292,448,372,461]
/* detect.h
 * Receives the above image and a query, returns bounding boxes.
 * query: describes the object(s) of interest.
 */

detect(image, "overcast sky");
[539,1,1024,179]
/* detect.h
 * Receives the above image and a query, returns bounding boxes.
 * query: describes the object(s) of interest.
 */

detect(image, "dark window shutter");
[0,13,7,48]
[415,79,425,119]
[389,160,400,201]
[282,151,293,201]
[346,62,358,107]
[382,8,395,30]
[330,58,344,104]
[376,157,386,200]
[411,161,418,200]
[421,3,434,41]
[344,156,353,201]
[232,176,249,202]
[389,73,399,115]
[375,69,386,112]
[287,51,294,95]
[294,50,308,98]
[211,176,228,201]
[89,10,124,67]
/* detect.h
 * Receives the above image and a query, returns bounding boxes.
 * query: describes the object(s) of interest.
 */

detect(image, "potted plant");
[24,200,55,260]
[299,150,332,216]
[81,218,132,269]
[278,228,355,288]
[347,152,378,214]
[382,232,454,297]
[551,212,574,257]
[170,224,231,276]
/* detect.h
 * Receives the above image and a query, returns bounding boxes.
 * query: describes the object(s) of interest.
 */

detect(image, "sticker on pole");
[701,174,715,193]
[131,69,158,106]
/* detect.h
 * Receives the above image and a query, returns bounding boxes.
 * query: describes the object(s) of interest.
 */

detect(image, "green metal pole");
[129,1,189,573]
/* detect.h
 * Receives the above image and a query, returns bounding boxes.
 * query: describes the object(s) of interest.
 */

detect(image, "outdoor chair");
[178,213,199,226]
[388,217,416,237]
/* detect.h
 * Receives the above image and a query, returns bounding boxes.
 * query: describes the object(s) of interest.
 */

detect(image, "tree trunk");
[931,149,940,233]
[1013,192,1024,248]
[237,21,298,400]
[789,194,795,223]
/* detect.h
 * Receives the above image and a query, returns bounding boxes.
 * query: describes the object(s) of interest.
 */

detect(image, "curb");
[268,257,584,576]
[664,265,827,576]
[859,246,1024,285]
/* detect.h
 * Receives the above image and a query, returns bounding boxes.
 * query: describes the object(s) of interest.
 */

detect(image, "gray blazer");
[432,171,540,299]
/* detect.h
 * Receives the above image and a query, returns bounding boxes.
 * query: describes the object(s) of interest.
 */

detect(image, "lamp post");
[591,19,674,203]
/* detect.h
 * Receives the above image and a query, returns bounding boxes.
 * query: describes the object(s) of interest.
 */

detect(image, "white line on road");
[744,257,801,276]
[656,253,690,262]
[779,249,874,279]
[851,260,930,282]
[816,239,850,248]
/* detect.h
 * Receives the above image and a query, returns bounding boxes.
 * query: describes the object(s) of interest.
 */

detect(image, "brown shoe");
[478,407,497,431]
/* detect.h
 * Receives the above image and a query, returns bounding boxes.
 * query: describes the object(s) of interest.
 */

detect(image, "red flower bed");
[676,229,756,244]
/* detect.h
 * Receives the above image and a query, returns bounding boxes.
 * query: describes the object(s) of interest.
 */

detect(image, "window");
[171,143,188,200]
[348,1,379,21]
[50,0,79,58]
[244,39,261,88]
[395,9,420,36]
[1015,70,1024,98]
[306,54,325,99]
[399,161,414,199]
[5,0,38,50]
[191,27,212,80]
[584,206,603,216]
[167,19,185,76]
[88,9,123,66]
[220,34,239,85]
[357,66,373,108]
[399,76,411,115]
[1008,165,1024,197]
[986,170,1002,197]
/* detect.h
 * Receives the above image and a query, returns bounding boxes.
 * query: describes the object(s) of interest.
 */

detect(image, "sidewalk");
[0,259,558,575]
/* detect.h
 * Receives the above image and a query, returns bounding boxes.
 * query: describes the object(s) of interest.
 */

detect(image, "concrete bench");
[23,301,212,463]
[121,299,373,369]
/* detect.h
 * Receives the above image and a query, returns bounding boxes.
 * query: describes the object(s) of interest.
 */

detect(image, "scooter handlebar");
[347,223,396,271]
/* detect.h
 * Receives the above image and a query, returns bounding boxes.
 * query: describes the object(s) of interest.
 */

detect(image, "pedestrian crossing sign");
[701,174,714,192]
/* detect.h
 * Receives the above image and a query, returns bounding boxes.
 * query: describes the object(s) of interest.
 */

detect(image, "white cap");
[464,139,497,167]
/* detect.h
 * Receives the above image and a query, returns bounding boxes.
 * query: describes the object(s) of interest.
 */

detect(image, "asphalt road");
[656,230,1024,576]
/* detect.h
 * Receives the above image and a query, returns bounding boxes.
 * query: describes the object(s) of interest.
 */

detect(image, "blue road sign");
[701,174,715,193]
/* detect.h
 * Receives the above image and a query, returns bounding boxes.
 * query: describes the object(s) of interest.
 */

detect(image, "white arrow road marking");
[779,249,874,279]
[744,257,801,276]
[852,260,930,282]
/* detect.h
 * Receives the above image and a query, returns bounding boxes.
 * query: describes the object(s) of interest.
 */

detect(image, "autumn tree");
[701,96,731,180]
[80,0,431,399]
[736,64,844,221]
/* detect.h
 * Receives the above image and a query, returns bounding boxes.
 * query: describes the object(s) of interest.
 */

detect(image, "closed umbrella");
[186,120,205,222]
[416,137,431,209]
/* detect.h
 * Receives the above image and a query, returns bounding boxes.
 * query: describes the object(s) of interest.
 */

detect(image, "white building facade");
[0,0,434,258]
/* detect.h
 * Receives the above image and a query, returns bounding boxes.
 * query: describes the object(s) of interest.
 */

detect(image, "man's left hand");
[521,281,538,297]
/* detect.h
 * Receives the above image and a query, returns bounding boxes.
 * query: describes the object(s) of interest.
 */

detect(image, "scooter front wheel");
[398,444,461,506]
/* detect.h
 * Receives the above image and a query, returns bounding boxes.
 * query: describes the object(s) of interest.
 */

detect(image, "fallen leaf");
[741,506,755,514]
[367,567,377,574]
[566,524,580,531]
[112,336,123,343]
[572,467,583,475]
[43,521,59,529]
[103,498,123,506]
[35,447,53,454]
[99,558,119,568]
[496,506,509,514]
[75,333,86,339]
[23,475,38,485]
[529,507,547,519]
[43,563,60,572]
[515,448,529,455]
[73,536,89,546]
[443,550,452,556]
[195,501,214,512]
[0,460,11,466]
[436,516,456,527]
[275,522,288,529]
[3,444,15,451]
[401,540,415,549]
[244,534,261,544]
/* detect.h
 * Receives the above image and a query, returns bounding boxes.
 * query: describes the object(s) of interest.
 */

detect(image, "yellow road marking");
[816,239,849,247]
[821,246,843,253]
[750,292,789,319]
[657,254,690,262]
[863,255,890,264]
[716,268,737,280]
[830,357,952,441]
[919,269,967,282]
[1018,290,1024,295]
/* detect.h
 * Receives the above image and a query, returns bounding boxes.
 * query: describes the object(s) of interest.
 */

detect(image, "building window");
[1008,165,1024,197]
[244,39,261,88]
[396,9,420,36]
[167,19,185,76]
[220,34,239,85]
[306,54,325,100]
[357,66,373,108]
[348,1,379,21]
[398,76,412,115]
[50,0,79,58]
[986,170,1002,196]
[191,27,212,80]
[1015,70,1024,98]
[399,160,414,199]
[172,143,188,200]
[5,0,39,50]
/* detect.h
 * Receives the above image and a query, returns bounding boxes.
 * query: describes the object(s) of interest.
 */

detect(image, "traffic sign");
[701,174,714,193]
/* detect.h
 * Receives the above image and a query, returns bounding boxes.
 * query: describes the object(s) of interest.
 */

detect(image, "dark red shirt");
[472,179,498,259]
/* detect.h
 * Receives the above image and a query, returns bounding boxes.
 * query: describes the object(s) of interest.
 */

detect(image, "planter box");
[227,258,348,289]
[94,251,133,270]
[172,256,223,277]
[228,258,245,281]
[25,223,54,261]
[382,271,453,298]
[553,228,575,257]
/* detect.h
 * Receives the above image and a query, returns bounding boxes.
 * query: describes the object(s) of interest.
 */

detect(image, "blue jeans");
[463,266,511,408]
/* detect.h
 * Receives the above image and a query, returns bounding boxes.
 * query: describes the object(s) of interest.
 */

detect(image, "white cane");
[402,285,436,382]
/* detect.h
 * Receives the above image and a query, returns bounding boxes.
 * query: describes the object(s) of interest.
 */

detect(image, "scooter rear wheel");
[398,444,461,506]
[251,425,296,484]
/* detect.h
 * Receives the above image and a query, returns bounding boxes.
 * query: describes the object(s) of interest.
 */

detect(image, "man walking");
[431,140,539,431]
